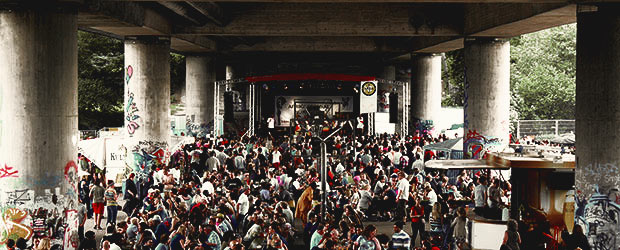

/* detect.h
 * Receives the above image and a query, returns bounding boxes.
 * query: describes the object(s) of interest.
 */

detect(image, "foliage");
[78,31,187,130]
[441,24,576,120]
[78,31,124,130]
[510,24,576,120]
[441,50,465,107]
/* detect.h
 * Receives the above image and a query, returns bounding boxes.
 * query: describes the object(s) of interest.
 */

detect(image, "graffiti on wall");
[64,210,79,249]
[463,66,469,129]
[125,65,140,136]
[186,121,212,139]
[464,130,502,159]
[128,140,168,176]
[64,161,78,199]
[0,208,33,245]
[0,161,79,249]
[0,164,18,179]
[575,185,620,250]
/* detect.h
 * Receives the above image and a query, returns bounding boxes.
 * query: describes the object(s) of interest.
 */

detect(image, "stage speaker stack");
[389,92,398,123]
[224,92,234,122]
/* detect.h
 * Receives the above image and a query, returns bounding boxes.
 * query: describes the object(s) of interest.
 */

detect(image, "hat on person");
[152,215,162,222]
[216,213,225,219]
[390,173,398,178]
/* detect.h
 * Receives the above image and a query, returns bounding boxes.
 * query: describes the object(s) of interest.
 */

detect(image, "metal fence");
[514,119,575,137]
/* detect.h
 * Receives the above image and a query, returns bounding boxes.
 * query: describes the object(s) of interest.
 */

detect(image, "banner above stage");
[275,96,354,127]
[360,81,378,113]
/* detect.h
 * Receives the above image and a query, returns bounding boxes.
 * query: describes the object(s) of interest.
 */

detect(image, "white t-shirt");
[267,118,275,128]
[397,178,410,200]
[272,151,281,164]
[237,193,249,215]
[427,190,438,206]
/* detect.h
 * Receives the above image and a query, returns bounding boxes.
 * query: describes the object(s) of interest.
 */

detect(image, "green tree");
[78,31,124,130]
[510,24,576,120]
[78,31,187,130]
[442,50,465,107]
[441,24,576,120]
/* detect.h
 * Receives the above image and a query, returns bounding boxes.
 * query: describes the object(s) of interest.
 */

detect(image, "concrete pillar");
[410,54,442,122]
[575,5,620,249]
[124,37,170,173]
[463,38,510,158]
[185,56,215,138]
[0,6,79,248]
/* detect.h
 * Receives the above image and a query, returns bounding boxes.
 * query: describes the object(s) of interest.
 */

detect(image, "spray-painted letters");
[125,65,140,136]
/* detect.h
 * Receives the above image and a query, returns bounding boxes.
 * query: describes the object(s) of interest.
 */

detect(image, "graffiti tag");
[0,208,33,245]
[0,164,18,179]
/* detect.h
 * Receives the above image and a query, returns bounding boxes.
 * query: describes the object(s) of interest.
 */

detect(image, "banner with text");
[360,81,378,113]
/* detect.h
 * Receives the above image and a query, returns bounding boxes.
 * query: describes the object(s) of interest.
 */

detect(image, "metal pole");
[320,141,327,222]
[516,120,520,139]
[555,120,559,135]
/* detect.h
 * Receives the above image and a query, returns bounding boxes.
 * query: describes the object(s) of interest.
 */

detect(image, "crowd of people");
[54,127,584,250]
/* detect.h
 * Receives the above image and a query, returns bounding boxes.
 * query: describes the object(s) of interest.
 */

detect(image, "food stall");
[425,159,510,250]
[486,152,575,248]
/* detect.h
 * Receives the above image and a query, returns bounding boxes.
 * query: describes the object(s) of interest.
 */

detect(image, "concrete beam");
[106,0,569,3]
[80,1,218,52]
[226,37,412,52]
[464,3,575,37]
[174,3,463,36]
[185,1,228,26]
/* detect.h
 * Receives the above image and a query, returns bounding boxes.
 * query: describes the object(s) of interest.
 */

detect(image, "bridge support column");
[124,36,170,174]
[575,5,620,249]
[463,38,510,158]
[410,54,442,129]
[186,56,215,138]
[0,6,79,248]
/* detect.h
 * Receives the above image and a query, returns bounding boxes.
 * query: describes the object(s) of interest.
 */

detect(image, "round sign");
[361,81,376,96]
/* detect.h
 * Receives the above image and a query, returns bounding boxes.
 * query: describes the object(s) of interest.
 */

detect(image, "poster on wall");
[275,96,353,127]
[360,81,378,113]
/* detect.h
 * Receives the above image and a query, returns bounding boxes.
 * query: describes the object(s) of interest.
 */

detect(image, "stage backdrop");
[275,96,354,127]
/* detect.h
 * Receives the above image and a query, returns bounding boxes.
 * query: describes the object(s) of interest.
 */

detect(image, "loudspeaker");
[389,92,398,123]
[224,92,234,122]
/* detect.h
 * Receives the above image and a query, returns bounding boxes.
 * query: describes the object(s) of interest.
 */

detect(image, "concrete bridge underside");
[1,1,620,249]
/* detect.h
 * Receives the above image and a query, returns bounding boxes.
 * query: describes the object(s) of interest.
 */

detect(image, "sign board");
[275,96,353,127]
[360,81,378,113]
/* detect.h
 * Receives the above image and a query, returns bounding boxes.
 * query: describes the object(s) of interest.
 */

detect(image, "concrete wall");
[463,39,510,158]
[124,37,171,175]
[0,8,79,249]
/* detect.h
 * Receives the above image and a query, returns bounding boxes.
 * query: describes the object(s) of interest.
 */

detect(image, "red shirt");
[411,205,424,223]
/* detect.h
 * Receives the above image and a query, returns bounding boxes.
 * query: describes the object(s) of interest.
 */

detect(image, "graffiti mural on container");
[186,121,212,138]
[125,65,140,136]
[0,164,18,180]
[128,140,168,177]
[463,130,502,159]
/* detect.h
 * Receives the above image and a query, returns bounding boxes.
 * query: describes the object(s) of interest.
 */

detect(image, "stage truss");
[212,77,409,138]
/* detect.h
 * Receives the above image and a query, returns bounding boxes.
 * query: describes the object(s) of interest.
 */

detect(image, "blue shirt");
[391,231,411,250]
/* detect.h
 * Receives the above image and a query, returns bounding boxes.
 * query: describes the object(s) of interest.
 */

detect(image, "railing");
[514,120,574,137]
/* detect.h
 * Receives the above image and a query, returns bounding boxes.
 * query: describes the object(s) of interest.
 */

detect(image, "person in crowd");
[390,221,411,250]
[105,180,119,226]
[89,179,105,230]
[502,219,521,250]
[71,129,520,250]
